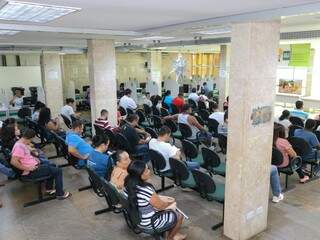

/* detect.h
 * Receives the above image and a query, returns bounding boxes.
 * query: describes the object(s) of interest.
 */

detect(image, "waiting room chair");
[152,115,163,131]
[118,192,177,240]
[289,116,304,128]
[195,115,205,127]
[201,147,226,177]
[115,133,144,160]
[178,123,200,145]
[169,158,197,189]
[126,108,134,115]
[143,104,152,118]
[145,127,158,139]
[198,109,210,123]
[94,124,105,136]
[288,125,303,138]
[160,107,170,117]
[207,118,219,137]
[197,101,207,111]
[136,109,151,127]
[148,149,174,192]
[181,140,203,165]
[152,106,160,116]
[191,169,225,230]
[218,134,227,154]
[288,137,318,177]
[164,119,183,144]
[188,99,197,111]
[61,114,72,129]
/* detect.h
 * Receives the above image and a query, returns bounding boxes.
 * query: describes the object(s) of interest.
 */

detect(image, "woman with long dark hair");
[38,107,65,138]
[124,160,186,240]
[277,110,291,138]
[0,121,20,150]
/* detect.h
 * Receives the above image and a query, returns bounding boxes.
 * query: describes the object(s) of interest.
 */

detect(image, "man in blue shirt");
[290,100,309,120]
[66,120,94,168]
[88,135,112,178]
[294,119,320,161]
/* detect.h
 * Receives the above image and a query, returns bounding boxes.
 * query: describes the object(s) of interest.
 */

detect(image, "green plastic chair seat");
[212,162,226,176]
[172,130,183,139]
[181,173,197,188]
[160,170,173,178]
[207,182,225,202]
[278,166,293,175]
[192,153,204,165]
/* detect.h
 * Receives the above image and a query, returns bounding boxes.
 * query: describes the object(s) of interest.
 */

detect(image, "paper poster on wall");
[251,106,273,126]
[277,67,307,95]
[289,44,311,67]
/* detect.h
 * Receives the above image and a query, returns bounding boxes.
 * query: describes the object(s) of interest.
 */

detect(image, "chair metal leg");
[155,177,174,193]
[285,175,288,189]
[78,185,92,192]
[24,182,56,208]
[94,207,112,215]
[212,203,224,231]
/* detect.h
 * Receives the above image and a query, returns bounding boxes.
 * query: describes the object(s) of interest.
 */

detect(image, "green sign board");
[289,43,311,67]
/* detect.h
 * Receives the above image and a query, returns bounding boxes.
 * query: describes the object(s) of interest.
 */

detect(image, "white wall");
[0,66,42,105]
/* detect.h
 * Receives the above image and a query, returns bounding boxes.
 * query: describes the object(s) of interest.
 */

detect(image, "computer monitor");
[82,85,90,92]
[140,83,146,89]
[183,84,189,93]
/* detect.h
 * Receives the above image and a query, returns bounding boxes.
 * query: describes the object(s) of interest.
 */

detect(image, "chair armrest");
[290,156,302,171]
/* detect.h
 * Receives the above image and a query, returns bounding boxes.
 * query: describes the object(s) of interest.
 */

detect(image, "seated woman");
[270,165,284,203]
[88,135,112,178]
[38,107,66,139]
[32,101,46,121]
[276,110,291,138]
[110,150,131,190]
[0,120,20,150]
[124,160,186,240]
[273,123,309,183]
[10,129,70,199]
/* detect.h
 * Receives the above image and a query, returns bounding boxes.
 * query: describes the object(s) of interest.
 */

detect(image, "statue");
[171,53,186,83]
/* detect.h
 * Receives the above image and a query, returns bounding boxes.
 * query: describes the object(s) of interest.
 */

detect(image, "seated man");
[10,129,70,199]
[188,87,199,104]
[66,120,94,168]
[88,135,112,178]
[209,102,225,125]
[110,150,131,190]
[165,104,212,143]
[94,109,118,132]
[143,92,152,107]
[290,100,309,120]
[149,126,200,172]
[121,114,150,163]
[61,98,80,122]
[119,88,137,110]
[218,111,228,136]
[294,119,320,165]
[172,93,185,113]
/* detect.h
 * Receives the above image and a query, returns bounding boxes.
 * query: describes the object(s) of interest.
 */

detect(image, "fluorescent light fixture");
[196,27,231,35]
[0,1,81,23]
[0,29,19,35]
[132,36,175,41]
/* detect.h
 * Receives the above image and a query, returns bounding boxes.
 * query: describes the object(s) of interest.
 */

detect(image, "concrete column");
[150,51,162,96]
[87,39,117,126]
[224,21,280,240]
[311,44,320,99]
[40,53,64,117]
[218,45,228,110]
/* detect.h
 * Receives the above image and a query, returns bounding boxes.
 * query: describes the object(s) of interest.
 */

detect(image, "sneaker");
[272,193,284,203]
[299,176,310,183]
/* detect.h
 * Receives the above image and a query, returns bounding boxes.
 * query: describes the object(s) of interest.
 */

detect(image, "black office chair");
[188,99,197,111]
[289,116,304,127]
[273,148,303,189]
[198,109,210,122]
[126,108,135,115]
[145,127,158,139]
[198,101,207,111]
[94,124,105,136]
[181,140,203,165]
[152,106,160,116]
[207,118,219,137]
[152,115,163,131]
[119,192,177,239]
[288,137,318,177]
[160,108,170,117]
[171,104,179,114]
[61,114,72,129]
[143,104,152,117]
[218,134,227,154]
[148,149,174,192]
[136,109,151,127]
[115,133,143,160]
[169,158,197,189]
[201,147,226,177]
[288,125,303,138]
[195,115,205,127]
[164,119,183,144]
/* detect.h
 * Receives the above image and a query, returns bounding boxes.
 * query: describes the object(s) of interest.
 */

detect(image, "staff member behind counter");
[9,88,24,108]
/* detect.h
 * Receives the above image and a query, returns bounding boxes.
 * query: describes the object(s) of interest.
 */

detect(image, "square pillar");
[40,53,64,117]
[224,21,280,240]
[87,39,117,126]
[218,45,229,110]
[150,51,162,96]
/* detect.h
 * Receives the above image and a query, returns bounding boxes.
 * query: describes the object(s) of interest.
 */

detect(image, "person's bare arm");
[150,193,171,210]
[188,116,205,131]
[172,150,181,160]
[286,147,297,158]
[68,146,89,160]
[163,114,179,121]
[47,121,59,131]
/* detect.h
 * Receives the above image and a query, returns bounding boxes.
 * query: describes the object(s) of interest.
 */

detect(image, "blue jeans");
[135,144,149,163]
[0,162,16,178]
[270,165,281,197]
[186,161,200,170]
[21,163,65,196]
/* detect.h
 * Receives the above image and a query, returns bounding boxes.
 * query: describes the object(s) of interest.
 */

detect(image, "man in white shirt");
[143,92,152,107]
[188,88,200,103]
[209,102,225,125]
[61,98,78,122]
[119,89,137,110]
[149,126,200,172]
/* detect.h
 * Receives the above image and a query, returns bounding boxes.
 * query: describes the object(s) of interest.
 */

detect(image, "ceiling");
[0,0,320,48]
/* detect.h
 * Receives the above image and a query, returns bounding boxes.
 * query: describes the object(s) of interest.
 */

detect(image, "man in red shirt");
[172,93,185,113]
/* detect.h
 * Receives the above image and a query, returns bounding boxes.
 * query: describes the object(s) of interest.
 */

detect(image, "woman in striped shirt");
[124,161,186,240]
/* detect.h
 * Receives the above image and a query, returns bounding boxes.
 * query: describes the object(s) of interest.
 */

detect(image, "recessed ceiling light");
[0,1,81,23]
[0,29,19,35]
[195,27,231,35]
[131,36,175,41]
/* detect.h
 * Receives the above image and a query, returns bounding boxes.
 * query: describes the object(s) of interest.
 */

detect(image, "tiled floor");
[1,144,320,240]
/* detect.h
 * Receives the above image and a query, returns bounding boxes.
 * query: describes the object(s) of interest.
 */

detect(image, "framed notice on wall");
[289,44,311,67]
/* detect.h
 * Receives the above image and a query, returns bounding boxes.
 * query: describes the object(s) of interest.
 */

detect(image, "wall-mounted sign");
[251,106,272,126]
[289,44,311,67]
